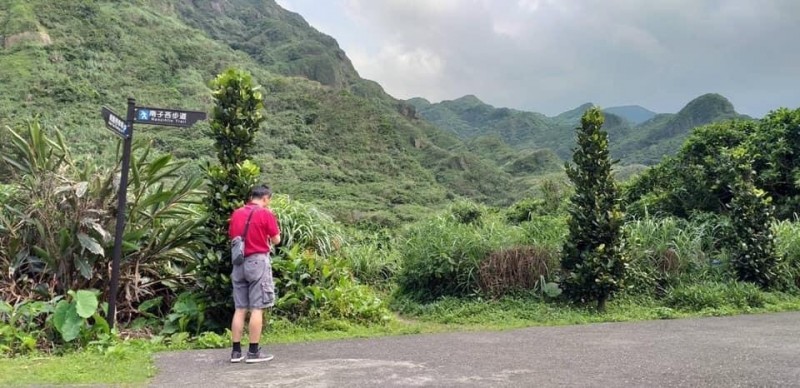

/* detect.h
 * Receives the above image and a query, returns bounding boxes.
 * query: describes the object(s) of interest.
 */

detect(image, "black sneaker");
[230,350,244,363]
[245,348,274,363]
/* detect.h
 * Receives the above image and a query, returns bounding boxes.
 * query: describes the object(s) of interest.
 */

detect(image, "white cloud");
[285,0,800,116]
[349,45,447,99]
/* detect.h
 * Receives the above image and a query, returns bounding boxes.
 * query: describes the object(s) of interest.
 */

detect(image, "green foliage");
[206,69,266,169]
[726,168,779,288]
[3,1,39,36]
[1,289,112,355]
[624,121,751,217]
[448,200,484,225]
[161,292,206,336]
[52,290,109,345]
[748,108,800,219]
[272,246,388,323]
[561,108,626,310]
[520,215,568,251]
[396,214,523,301]
[271,195,343,256]
[626,107,800,221]
[622,214,729,296]
[197,68,264,328]
[505,179,569,223]
[773,219,800,290]
[338,229,401,287]
[267,195,387,323]
[0,123,204,312]
[665,281,766,311]
[194,330,229,349]
[505,197,544,224]
[0,299,52,356]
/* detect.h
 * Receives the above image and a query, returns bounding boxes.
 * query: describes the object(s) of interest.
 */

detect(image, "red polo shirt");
[228,203,280,257]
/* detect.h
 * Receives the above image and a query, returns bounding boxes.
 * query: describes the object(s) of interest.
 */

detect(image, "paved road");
[152,312,800,387]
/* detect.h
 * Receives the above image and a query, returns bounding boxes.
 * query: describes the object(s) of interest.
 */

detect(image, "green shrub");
[665,281,766,311]
[1,123,204,314]
[449,200,484,225]
[1,289,112,355]
[505,197,544,224]
[726,170,779,288]
[396,216,522,301]
[0,299,52,355]
[220,195,389,324]
[161,292,206,336]
[272,246,388,323]
[52,289,109,346]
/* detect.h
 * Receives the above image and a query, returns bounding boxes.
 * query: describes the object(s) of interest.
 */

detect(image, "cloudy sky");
[275,0,799,117]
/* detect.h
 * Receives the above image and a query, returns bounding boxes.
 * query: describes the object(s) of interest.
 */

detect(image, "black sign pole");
[107,97,136,327]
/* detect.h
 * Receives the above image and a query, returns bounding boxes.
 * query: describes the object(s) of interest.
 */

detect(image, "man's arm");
[266,209,281,246]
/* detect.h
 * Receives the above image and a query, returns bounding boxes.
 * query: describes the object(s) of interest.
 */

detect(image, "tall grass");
[396,212,524,300]
[519,215,567,251]
[622,214,730,295]
[772,219,800,291]
[339,229,402,287]
[271,195,343,256]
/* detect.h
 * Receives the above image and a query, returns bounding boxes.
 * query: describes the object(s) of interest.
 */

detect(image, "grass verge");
[2,291,800,386]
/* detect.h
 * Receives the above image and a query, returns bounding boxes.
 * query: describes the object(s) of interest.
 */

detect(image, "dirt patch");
[4,31,52,49]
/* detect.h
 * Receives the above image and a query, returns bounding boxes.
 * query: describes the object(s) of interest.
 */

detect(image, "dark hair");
[250,185,273,200]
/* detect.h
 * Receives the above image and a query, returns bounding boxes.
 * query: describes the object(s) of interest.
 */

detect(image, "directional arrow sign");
[101,106,130,139]
[134,106,206,128]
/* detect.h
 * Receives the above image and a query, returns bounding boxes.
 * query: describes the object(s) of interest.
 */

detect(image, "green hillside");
[0,0,531,225]
[616,93,750,164]
[411,93,750,165]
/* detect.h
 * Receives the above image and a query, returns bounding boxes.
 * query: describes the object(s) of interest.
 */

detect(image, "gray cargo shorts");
[231,253,275,309]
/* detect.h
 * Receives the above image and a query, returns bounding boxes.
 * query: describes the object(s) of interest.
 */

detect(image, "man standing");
[228,185,281,363]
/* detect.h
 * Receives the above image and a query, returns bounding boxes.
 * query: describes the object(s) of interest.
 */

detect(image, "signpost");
[134,106,207,128]
[102,99,206,328]
[101,106,130,138]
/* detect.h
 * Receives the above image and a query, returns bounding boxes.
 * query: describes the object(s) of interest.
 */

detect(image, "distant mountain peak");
[407,97,432,108]
[679,93,736,116]
[604,105,657,125]
[452,95,486,106]
[554,102,596,122]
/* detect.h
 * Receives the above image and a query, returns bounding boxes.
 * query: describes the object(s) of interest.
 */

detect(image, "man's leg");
[244,254,274,363]
[248,308,263,345]
[231,308,248,343]
[230,308,248,362]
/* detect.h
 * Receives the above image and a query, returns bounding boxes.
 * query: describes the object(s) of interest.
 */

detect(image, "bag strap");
[240,206,258,240]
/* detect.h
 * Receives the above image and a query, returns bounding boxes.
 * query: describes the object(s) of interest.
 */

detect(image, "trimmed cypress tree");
[561,107,626,311]
[196,68,265,328]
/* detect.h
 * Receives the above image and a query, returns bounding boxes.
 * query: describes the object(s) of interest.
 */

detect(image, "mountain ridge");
[410,93,749,164]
